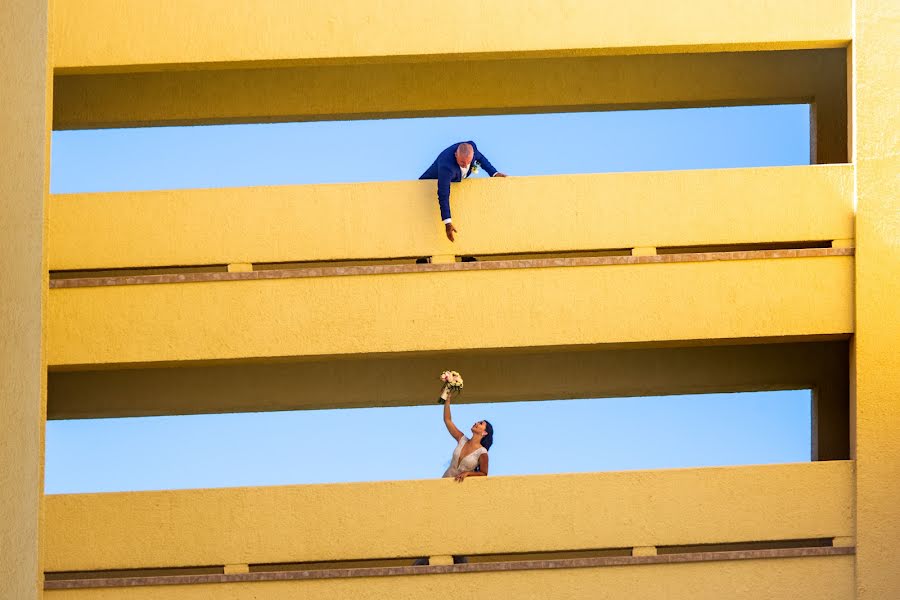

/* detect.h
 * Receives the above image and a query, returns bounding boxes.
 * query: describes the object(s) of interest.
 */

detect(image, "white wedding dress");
[442,436,487,478]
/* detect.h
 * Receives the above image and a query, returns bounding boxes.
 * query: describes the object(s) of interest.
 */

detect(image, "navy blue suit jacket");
[419,141,498,221]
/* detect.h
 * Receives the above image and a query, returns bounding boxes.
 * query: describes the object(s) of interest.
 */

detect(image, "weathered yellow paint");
[853,1,900,598]
[52,0,850,72]
[49,166,853,271]
[47,256,853,368]
[0,3,51,600]
[43,462,853,572]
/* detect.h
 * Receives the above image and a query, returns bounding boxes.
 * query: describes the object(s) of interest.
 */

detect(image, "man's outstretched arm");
[437,166,458,241]
[437,165,453,222]
[473,148,506,177]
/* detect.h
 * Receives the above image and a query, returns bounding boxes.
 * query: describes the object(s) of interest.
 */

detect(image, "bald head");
[455,143,474,169]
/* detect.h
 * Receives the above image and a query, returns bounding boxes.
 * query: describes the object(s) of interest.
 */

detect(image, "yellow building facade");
[2,1,897,598]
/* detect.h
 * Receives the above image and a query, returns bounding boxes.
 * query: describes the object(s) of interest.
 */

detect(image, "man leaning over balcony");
[419,141,507,244]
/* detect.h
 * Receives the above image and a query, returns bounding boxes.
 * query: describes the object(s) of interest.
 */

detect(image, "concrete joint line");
[44,546,854,590]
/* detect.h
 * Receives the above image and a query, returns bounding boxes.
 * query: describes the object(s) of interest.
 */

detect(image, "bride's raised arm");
[442,387,464,441]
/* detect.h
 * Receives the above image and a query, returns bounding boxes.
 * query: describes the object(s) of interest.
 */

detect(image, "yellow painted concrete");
[43,462,853,572]
[43,556,855,600]
[223,564,249,575]
[0,3,51,600]
[49,166,853,271]
[226,263,253,273]
[45,337,844,412]
[47,255,853,367]
[429,254,455,264]
[53,50,847,167]
[52,0,850,72]
[2,0,892,597]
[853,1,900,597]
[11,1,893,598]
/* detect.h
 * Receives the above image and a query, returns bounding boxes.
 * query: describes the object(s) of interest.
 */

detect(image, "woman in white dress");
[440,386,493,482]
[412,387,496,566]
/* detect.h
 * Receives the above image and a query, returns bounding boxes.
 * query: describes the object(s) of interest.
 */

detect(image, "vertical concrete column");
[0,2,51,599]
[812,93,849,165]
[810,49,849,165]
[853,1,900,598]
[811,343,850,461]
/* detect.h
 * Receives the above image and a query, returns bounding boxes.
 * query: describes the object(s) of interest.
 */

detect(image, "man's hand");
[445,222,458,242]
[492,172,508,177]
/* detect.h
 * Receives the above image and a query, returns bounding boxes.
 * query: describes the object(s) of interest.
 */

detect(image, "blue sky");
[50,104,810,193]
[47,104,812,494]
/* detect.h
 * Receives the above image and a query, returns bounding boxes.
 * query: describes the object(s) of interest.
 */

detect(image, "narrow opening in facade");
[45,390,811,494]
[50,104,811,194]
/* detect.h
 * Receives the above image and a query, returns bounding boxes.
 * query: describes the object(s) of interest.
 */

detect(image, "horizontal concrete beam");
[46,252,854,368]
[52,0,850,72]
[49,166,853,271]
[43,461,854,572]
[47,340,846,417]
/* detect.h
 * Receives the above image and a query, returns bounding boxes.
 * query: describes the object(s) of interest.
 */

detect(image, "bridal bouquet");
[438,370,464,403]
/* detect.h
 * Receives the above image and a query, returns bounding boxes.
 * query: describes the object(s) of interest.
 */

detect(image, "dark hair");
[474,421,494,473]
[480,420,494,451]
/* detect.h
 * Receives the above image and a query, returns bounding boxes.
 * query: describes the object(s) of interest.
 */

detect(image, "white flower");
[440,370,464,389]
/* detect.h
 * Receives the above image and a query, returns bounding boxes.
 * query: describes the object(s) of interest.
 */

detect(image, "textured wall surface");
[46,340,847,419]
[853,0,900,597]
[0,3,50,600]
[44,556,855,600]
[44,461,853,571]
[10,1,897,598]
[52,0,850,70]
[47,255,853,367]
[49,166,853,270]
